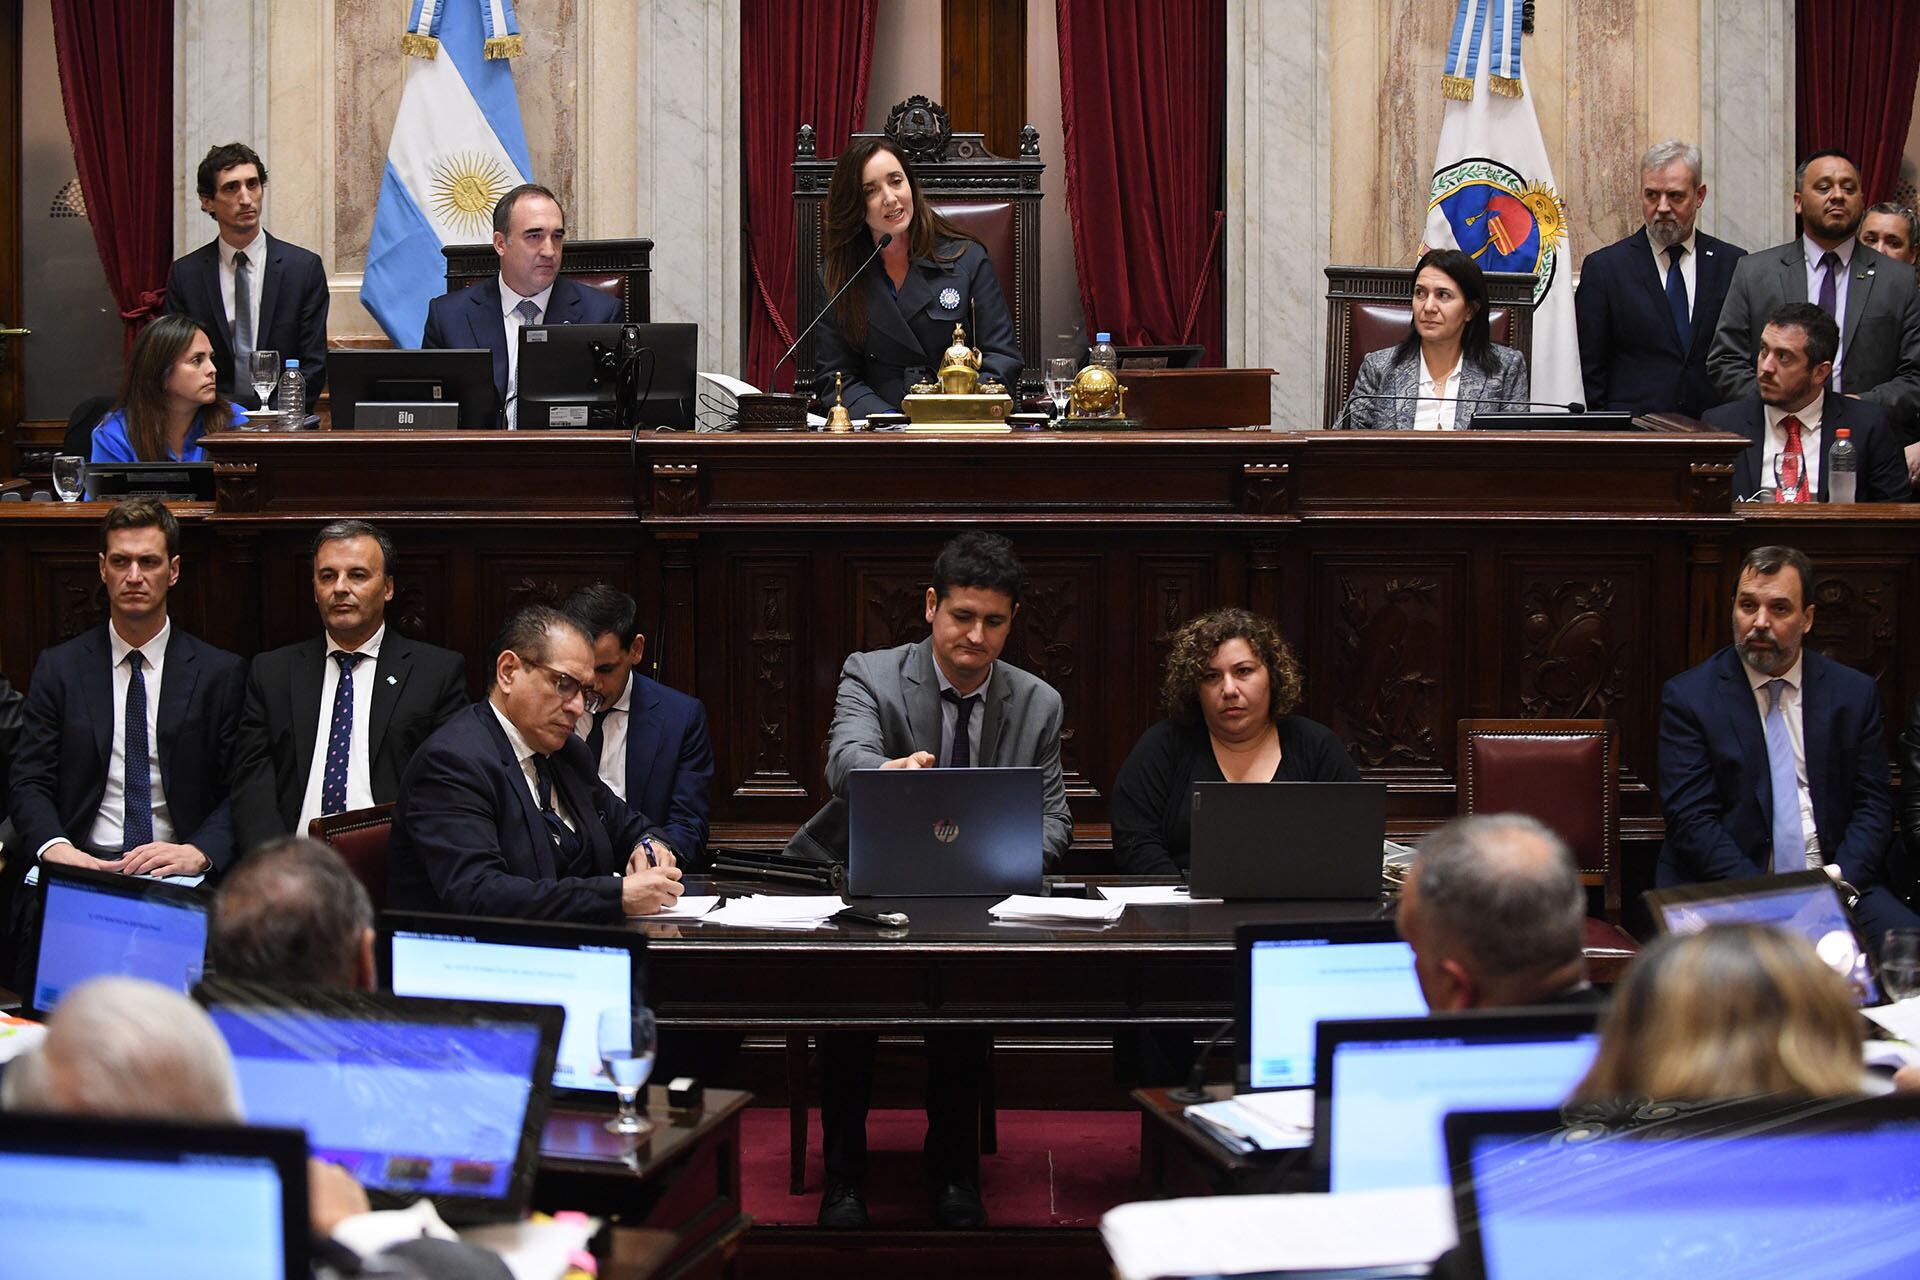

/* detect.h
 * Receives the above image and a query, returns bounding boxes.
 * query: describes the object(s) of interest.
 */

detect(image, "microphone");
[771,232,893,379]
[1330,391,1585,430]
[1168,1018,1237,1104]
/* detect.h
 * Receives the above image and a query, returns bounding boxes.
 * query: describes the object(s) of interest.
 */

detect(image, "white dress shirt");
[296,625,384,832]
[1761,391,1826,499]
[55,618,177,857]
[1745,653,1820,864]
[1803,236,1853,390]
[489,699,573,831]
[1414,354,1463,431]
[576,669,633,797]
[218,231,267,347]
[500,277,555,429]
[933,661,992,768]
[1646,227,1698,320]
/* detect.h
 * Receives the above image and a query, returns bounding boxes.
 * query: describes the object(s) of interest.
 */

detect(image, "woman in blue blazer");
[91,314,247,462]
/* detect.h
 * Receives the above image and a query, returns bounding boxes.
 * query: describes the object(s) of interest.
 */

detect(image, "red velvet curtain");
[743,0,878,392]
[51,0,173,349]
[1057,0,1225,364]
[1796,0,1920,202]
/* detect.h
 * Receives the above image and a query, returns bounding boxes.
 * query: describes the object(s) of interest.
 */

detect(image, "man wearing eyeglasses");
[387,604,685,921]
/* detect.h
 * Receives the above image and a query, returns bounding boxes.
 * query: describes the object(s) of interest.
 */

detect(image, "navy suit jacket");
[1709,391,1912,503]
[9,624,246,870]
[1657,646,1894,890]
[420,275,622,410]
[228,631,469,853]
[388,702,667,923]
[602,672,714,869]
[164,233,330,405]
[1575,229,1745,417]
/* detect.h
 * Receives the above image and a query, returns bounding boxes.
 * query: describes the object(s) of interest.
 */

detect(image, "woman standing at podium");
[1111,608,1359,876]
[810,136,1021,418]
[90,315,247,463]
[1336,247,1529,430]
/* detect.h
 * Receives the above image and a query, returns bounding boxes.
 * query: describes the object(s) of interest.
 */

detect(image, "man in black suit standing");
[163,143,329,407]
[1575,140,1746,418]
[420,184,620,427]
[1709,303,1910,502]
[387,605,684,922]
[229,520,468,853]
[10,499,246,879]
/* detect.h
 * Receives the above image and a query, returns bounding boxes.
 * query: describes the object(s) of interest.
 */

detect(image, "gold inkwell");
[901,324,1014,432]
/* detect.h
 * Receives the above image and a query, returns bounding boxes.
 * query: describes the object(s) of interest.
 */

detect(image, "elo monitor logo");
[932,819,960,844]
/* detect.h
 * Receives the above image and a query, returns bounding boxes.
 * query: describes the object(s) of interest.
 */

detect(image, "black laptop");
[1189,781,1387,900]
[26,862,211,1017]
[1644,869,1885,1006]
[846,766,1045,896]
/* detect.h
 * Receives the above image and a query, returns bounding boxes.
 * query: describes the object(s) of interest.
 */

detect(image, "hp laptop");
[26,862,211,1017]
[1235,920,1428,1092]
[846,766,1044,896]
[379,911,646,1101]
[1189,781,1387,900]
[1644,869,1884,1005]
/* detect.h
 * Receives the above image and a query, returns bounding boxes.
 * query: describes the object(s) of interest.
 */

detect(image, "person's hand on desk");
[627,835,677,873]
[120,841,211,877]
[1904,441,1920,488]
[1895,1064,1920,1095]
[882,751,935,770]
[622,863,684,916]
[39,841,124,872]
[308,1158,371,1236]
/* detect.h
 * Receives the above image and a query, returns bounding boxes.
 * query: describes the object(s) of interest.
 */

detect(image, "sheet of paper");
[1100,1186,1455,1280]
[698,370,760,398]
[1864,996,1920,1043]
[460,1214,600,1280]
[1184,1089,1314,1152]
[703,894,847,929]
[642,895,721,921]
[988,894,1125,923]
[23,865,204,890]
[1096,885,1224,907]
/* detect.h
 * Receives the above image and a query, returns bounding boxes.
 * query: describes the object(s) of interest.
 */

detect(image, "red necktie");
[1780,415,1810,503]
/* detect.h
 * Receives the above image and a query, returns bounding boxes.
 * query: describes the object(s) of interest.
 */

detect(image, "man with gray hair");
[230,518,467,853]
[1575,139,1747,418]
[1860,202,1919,267]
[1395,813,1598,1011]
[208,836,376,989]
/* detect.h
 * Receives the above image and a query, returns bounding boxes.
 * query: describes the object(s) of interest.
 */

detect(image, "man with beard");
[1575,140,1746,417]
[1656,545,1920,942]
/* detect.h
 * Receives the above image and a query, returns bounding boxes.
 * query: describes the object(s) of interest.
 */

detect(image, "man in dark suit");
[10,499,246,879]
[1575,140,1746,418]
[387,605,683,923]
[561,584,713,868]
[163,142,329,406]
[1657,545,1920,942]
[1708,150,1920,487]
[229,520,468,854]
[420,183,620,427]
[786,532,1073,1232]
[1709,303,1911,502]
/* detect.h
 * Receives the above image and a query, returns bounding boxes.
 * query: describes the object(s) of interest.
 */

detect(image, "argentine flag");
[363,0,534,347]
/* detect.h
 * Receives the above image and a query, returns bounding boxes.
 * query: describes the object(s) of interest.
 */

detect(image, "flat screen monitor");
[82,461,216,501]
[1235,921,1427,1091]
[0,1112,310,1279]
[1313,1008,1601,1193]
[1469,411,1636,431]
[328,348,500,429]
[516,321,697,430]
[197,981,563,1224]
[27,863,211,1017]
[1644,870,1883,1006]
[378,910,645,1100]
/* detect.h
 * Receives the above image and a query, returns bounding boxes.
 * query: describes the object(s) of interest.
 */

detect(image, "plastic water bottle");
[1828,427,1857,504]
[278,358,305,425]
[1089,332,1117,370]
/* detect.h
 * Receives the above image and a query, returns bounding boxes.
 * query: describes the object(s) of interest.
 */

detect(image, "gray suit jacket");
[1337,343,1530,429]
[1706,238,1920,443]
[784,638,1073,868]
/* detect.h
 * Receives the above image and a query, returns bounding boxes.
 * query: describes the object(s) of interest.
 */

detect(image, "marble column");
[1225,0,1332,425]
[174,0,270,257]
[1698,0,1795,250]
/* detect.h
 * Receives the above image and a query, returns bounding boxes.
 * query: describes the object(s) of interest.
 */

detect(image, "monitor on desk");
[82,461,215,501]
[329,348,499,429]
[1643,870,1884,1006]
[516,322,697,430]
[26,863,210,1018]
[1235,920,1427,1091]
[1469,411,1636,431]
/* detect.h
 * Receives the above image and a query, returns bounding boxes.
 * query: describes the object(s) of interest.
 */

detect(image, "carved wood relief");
[1316,559,1460,774]
[730,554,807,798]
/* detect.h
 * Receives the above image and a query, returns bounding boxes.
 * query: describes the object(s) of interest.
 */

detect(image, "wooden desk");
[1132,1084,1313,1198]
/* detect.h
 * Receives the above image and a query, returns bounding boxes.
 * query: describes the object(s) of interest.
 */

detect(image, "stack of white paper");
[1101,1187,1455,1280]
[643,895,721,921]
[704,894,847,929]
[1096,885,1224,907]
[1184,1088,1315,1152]
[988,894,1125,924]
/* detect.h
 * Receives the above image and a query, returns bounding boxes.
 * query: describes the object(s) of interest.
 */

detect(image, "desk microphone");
[768,232,893,380]
[1329,391,1585,431]
[1168,1018,1237,1104]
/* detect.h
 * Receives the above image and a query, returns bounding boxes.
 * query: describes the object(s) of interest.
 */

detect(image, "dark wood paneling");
[940,0,1027,162]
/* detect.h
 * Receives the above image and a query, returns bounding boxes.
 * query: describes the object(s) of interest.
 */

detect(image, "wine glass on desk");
[51,455,85,502]
[248,350,281,414]
[598,1005,658,1135]
[1047,357,1077,420]
[1883,930,1920,1002]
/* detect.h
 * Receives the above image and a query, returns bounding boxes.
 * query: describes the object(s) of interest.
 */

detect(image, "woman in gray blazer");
[1336,247,1530,429]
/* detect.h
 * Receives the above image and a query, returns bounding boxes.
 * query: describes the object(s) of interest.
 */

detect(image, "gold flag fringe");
[1489,74,1523,98]
[401,31,440,58]
[484,34,526,59]
[1442,75,1474,101]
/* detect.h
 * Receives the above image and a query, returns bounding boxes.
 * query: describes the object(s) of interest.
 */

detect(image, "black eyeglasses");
[514,654,605,713]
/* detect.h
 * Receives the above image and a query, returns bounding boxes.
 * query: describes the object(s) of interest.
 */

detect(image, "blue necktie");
[1664,244,1691,350]
[122,651,153,850]
[941,688,979,769]
[533,754,588,873]
[320,651,366,816]
[1763,678,1807,873]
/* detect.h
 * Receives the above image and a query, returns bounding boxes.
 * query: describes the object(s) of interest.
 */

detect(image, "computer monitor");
[198,981,563,1224]
[1643,870,1883,1006]
[1234,921,1427,1091]
[378,911,646,1100]
[1469,411,1635,431]
[26,863,211,1017]
[515,321,697,430]
[1447,1098,1920,1280]
[1313,1008,1601,1193]
[328,348,500,429]
[0,1112,310,1278]
[82,461,216,501]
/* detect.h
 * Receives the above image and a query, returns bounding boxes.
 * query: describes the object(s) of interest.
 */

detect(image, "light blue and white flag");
[362,0,533,347]
[1422,0,1583,407]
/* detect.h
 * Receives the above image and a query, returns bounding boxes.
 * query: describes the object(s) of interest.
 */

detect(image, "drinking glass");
[1882,929,1920,1002]
[597,1005,658,1135]
[249,349,281,410]
[51,455,85,502]
[1047,357,1078,419]
[1771,449,1803,502]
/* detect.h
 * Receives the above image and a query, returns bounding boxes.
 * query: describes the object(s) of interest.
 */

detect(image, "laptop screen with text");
[30,865,209,1016]
[1241,926,1426,1090]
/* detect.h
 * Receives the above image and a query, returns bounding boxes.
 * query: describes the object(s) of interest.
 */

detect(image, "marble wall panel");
[1698,0,1794,250]
[174,0,268,256]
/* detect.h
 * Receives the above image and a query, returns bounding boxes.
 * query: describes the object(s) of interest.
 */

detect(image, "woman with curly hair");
[1111,607,1358,875]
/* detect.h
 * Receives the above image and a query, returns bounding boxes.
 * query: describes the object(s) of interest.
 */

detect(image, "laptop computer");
[1312,1007,1601,1192]
[1189,781,1387,900]
[1235,920,1427,1091]
[197,980,564,1225]
[25,863,211,1017]
[846,766,1045,897]
[1447,1098,1920,1279]
[1644,870,1884,1006]
[0,1112,310,1278]
[378,911,646,1102]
